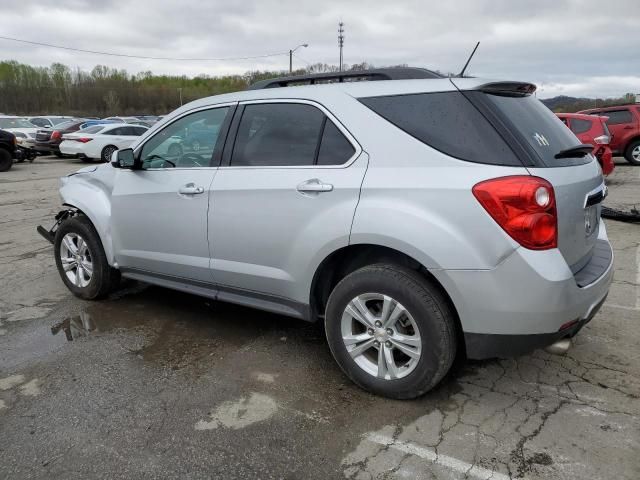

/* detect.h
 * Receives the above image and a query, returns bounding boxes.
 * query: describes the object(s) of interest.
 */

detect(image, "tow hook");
[36,209,75,244]
[545,338,572,355]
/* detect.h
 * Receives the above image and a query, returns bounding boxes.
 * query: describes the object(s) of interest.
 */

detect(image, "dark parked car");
[0,129,20,172]
[35,119,87,157]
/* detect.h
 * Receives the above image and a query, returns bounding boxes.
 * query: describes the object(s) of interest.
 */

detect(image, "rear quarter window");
[359,92,521,166]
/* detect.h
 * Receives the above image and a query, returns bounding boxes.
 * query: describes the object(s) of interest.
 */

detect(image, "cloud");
[1,0,638,97]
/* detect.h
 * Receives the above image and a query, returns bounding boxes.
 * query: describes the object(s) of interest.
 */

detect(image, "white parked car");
[59,124,148,162]
[0,116,38,149]
[28,116,73,129]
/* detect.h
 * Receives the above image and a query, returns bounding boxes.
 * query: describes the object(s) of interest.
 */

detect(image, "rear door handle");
[178,183,204,195]
[297,179,334,193]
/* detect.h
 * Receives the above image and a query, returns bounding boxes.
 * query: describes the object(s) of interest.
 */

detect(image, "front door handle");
[297,179,334,193]
[178,183,204,195]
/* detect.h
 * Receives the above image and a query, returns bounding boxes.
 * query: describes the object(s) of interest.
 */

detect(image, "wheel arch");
[309,243,465,353]
[623,135,640,152]
[60,183,115,265]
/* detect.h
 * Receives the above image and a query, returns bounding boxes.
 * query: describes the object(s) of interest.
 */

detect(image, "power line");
[0,35,288,62]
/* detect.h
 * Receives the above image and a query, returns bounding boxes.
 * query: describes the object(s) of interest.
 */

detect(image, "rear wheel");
[0,148,12,172]
[325,264,457,399]
[101,145,118,163]
[624,140,640,166]
[54,215,119,300]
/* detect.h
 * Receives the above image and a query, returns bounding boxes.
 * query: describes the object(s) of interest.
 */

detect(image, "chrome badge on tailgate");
[584,183,606,237]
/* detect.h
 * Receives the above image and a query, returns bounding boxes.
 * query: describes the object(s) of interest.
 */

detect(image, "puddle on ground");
[7,285,321,373]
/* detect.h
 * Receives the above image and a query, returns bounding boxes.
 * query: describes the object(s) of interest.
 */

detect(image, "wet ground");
[1,157,639,479]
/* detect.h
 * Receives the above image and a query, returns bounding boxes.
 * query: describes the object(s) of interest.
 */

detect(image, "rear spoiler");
[477,82,537,97]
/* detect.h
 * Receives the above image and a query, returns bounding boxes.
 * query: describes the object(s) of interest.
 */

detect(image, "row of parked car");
[0,115,163,164]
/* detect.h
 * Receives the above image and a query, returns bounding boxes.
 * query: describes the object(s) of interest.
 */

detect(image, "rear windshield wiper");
[554,144,593,159]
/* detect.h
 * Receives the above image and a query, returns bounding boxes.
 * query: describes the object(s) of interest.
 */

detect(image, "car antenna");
[458,41,480,78]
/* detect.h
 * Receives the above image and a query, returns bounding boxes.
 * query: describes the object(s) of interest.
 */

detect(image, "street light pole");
[289,44,308,73]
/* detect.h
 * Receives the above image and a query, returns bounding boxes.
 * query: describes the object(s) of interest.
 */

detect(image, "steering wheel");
[176,153,206,168]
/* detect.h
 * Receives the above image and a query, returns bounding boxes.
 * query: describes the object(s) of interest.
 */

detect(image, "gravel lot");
[0,156,638,479]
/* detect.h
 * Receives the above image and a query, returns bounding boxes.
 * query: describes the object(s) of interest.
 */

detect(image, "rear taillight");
[472,176,557,250]
[74,138,92,143]
[593,135,609,145]
[51,131,61,140]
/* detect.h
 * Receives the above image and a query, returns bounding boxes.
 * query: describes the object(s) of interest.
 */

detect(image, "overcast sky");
[1,0,638,98]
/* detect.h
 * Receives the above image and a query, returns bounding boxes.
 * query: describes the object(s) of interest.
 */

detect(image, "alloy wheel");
[59,233,93,287]
[633,145,640,162]
[340,293,422,380]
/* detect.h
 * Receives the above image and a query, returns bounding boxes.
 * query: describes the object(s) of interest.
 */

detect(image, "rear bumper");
[433,223,614,359]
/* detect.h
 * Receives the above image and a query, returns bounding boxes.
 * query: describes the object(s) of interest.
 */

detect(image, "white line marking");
[366,433,511,480]
[603,303,640,312]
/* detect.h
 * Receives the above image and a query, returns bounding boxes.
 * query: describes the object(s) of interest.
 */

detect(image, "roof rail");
[247,67,444,90]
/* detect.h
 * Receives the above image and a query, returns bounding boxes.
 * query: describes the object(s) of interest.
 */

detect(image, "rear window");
[81,125,106,134]
[359,92,520,166]
[569,118,592,134]
[470,93,592,167]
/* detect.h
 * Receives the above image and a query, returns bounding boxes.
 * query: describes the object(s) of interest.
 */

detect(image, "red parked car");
[556,112,615,175]
[578,104,640,166]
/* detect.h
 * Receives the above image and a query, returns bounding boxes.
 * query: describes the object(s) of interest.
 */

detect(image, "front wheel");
[0,148,12,172]
[325,264,457,399]
[624,140,640,166]
[54,215,119,300]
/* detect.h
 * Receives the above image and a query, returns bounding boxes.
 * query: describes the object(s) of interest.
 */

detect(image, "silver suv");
[39,69,613,399]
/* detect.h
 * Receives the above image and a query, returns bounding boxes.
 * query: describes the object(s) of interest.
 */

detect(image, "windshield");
[0,118,35,129]
[51,117,70,125]
[55,120,80,130]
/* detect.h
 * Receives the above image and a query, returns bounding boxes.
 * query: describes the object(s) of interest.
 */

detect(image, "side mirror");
[112,148,136,169]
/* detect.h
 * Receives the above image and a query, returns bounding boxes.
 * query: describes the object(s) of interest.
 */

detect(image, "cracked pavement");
[1,157,639,479]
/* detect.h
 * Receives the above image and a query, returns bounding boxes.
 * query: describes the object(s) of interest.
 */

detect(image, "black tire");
[624,139,640,166]
[54,215,120,300]
[54,151,64,158]
[101,145,118,163]
[325,264,457,399]
[0,148,12,172]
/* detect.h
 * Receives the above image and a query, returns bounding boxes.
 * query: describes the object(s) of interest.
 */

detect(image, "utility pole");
[178,88,183,107]
[338,22,344,72]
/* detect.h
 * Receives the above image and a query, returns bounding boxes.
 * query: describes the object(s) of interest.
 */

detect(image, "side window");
[569,118,592,134]
[559,118,569,126]
[231,103,324,167]
[140,107,229,169]
[605,110,633,125]
[131,127,147,136]
[317,120,356,165]
[104,127,122,135]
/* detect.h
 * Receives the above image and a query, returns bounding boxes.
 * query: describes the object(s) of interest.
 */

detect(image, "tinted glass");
[231,103,324,167]
[130,126,148,136]
[317,120,355,165]
[603,110,632,125]
[51,117,69,125]
[104,127,123,135]
[141,107,229,168]
[82,125,106,134]
[29,118,49,127]
[478,93,587,166]
[359,92,520,166]
[569,118,592,134]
